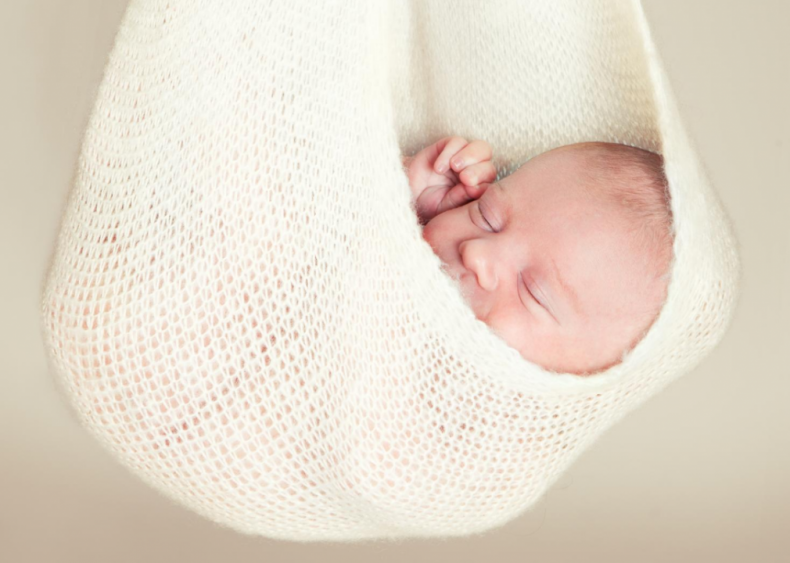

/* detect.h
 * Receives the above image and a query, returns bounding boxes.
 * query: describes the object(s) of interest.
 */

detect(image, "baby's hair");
[577,142,675,286]
[572,142,675,369]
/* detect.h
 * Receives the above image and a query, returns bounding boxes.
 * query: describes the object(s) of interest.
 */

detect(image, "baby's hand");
[403,136,497,225]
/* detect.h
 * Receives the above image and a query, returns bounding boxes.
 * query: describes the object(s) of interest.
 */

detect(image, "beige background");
[2,0,788,561]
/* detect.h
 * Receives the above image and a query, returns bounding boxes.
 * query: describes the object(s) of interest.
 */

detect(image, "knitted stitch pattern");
[40,0,741,542]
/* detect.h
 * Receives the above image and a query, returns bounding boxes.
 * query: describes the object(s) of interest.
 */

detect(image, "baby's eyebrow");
[491,182,513,217]
[480,183,511,226]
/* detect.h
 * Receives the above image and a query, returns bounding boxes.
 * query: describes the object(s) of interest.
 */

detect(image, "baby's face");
[421,144,667,375]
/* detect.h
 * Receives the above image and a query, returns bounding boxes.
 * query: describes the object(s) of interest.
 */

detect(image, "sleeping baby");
[402,137,674,376]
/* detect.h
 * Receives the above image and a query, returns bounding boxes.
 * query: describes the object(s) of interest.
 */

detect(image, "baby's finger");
[459,161,497,186]
[436,183,477,215]
[434,136,469,174]
[450,140,493,173]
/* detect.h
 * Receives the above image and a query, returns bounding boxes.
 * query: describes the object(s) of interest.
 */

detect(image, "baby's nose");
[474,268,498,292]
[460,241,498,292]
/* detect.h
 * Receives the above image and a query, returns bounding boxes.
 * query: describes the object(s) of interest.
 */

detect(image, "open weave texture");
[41,0,741,542]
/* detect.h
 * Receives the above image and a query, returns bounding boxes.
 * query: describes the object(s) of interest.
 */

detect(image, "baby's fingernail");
[436,162,447,173]
[452,157,464,169]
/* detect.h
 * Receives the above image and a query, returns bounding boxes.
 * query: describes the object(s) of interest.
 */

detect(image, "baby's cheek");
[487,310,527,353]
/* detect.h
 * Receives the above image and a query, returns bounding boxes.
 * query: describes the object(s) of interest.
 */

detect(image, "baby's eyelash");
[520,272,544,308]
[478,202,495,231]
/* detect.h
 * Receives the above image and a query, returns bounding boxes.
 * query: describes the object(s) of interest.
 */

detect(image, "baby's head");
[421,142,674,375]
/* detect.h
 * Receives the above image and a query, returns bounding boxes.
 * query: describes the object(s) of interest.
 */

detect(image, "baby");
[403,137,674,376]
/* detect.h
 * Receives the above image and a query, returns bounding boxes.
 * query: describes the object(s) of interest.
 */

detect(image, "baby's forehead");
[498,164,606,211]
[498,171,640,250]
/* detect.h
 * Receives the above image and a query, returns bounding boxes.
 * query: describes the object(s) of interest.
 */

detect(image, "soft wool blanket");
[40,0,741,542]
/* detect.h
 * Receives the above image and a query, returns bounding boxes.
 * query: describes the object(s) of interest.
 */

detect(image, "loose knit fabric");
[40,0,741,542]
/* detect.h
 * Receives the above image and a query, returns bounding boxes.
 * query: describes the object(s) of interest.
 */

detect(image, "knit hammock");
[41,0,741,542]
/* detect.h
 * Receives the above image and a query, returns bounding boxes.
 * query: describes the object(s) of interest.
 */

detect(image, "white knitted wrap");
[40,0,741,542]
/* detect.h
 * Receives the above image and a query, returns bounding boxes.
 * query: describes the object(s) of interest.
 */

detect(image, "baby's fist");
[404,136,497,225]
